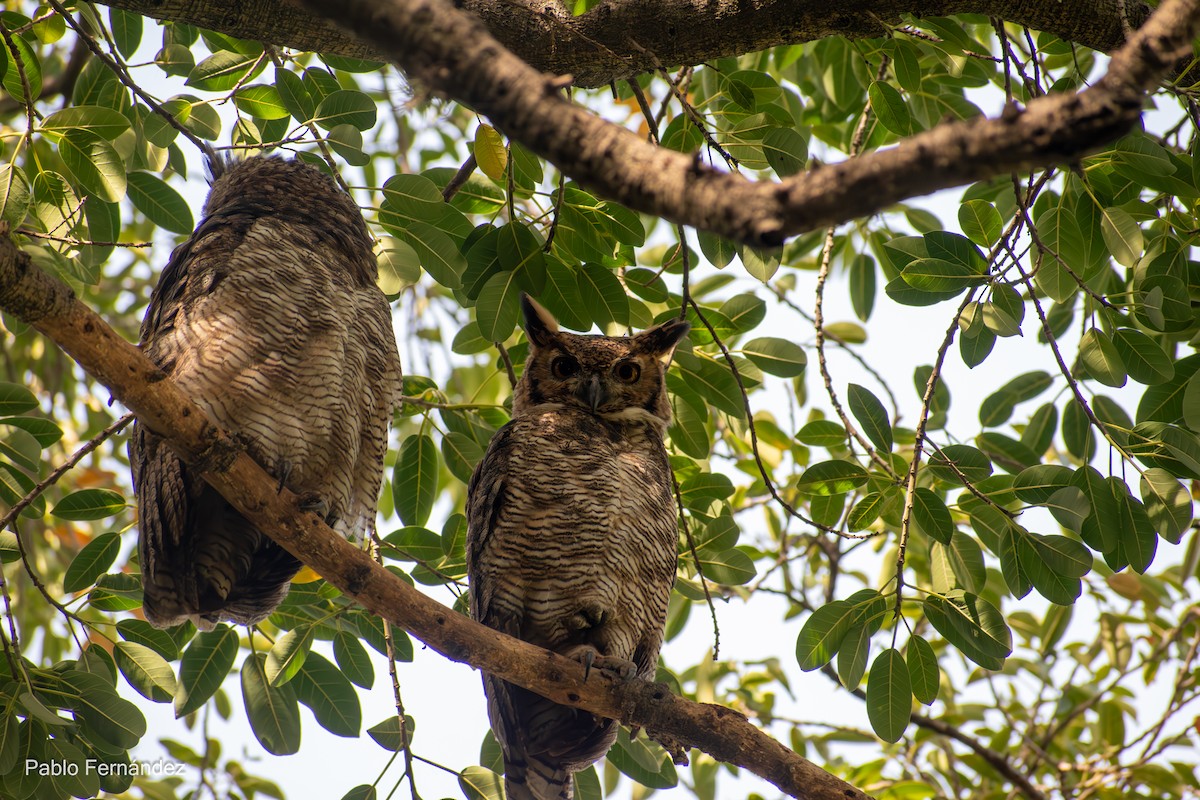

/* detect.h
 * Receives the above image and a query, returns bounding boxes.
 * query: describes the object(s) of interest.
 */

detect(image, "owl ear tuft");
[635,318,691,363]
[521,293,560,347]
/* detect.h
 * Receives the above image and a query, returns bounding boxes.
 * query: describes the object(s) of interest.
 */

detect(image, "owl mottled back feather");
[467,296,689,800]
[129,155,401,630]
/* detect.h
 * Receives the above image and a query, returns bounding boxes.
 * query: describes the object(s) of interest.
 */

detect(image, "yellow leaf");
[473,124,507,182]
[292,566,322,584]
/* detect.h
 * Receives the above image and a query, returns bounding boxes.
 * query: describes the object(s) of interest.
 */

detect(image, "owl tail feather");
[503,755,572,800]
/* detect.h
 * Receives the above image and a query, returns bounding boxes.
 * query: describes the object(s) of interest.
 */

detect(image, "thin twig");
[671,472,719,660]
[442,153,477,202]
[373,532,420,800]
[46,1,208,154]
[0,413,134,532]
[495,341,517,389]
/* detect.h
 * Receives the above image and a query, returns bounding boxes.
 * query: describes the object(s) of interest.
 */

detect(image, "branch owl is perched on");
[467,296,690,800]
[129,155,402,630]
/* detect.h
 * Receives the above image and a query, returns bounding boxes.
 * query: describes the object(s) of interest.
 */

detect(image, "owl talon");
[297,492,330,521]
[568,647,637,683]
[275,460,292,494]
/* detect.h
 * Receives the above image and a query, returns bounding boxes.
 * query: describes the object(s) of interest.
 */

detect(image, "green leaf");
[868,81,912,136]
[700,548,756,585]
[837,624,870,691]
[383,526,443,563]
[61,669,147,749]
[314,89,377,131]
[1112,329,1174,386]
[114,642,177,703]
[906,635,939,704]
[59,130,126,202]
[2,33,41,103]
[290,652,361,737]
[127,171,194,234]
[241,653,302,755]
[847,383,892,452]
[110,9,144,57]
[928,444,993,485]
[740,246,781,282]
[866,649,911,742]
[1139,467,1192,544]
[0,383,37,415]
[1079,328,1126,387]
[41,106,131,140]
[698,229,737,269]
[368,714,414,751]
[186,50,261,91]
[333,630,375,689]
[795,459,869,496]
[175,624,239,717]
[459,766,505,800]
[276,68,315,121]
[0,164,31,227]
[51,489,126,521]
[1099,206,1143,267]
[900,257,984,293]
[1029,533,1092,579]
[1013,464,1074,504]
[577,262,630,327]
[393,434,439,526]
[63,531,121,592]
[265,626,312,687]
[679,472,735,509]
[796,600,854,670]
[671,352,745,419]
[911,488,953,544]
[234,84,289,119]
[960,323,995,367]
[849,254,877,322]
[742,337,807,378]
[393,221,465,290]
[923,593,1011,670]
[983,285,1024,337]
[476,269,523,341]
[762,126,808,176]
[116,619,181,660]
[1033,207,1081,302]
[376,237,422,295]
[959,199,1003,247]
[607,730,678,789]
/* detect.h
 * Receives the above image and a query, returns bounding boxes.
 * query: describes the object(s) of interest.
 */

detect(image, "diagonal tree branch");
[0,227,874,800]
[95,0,1151,89]
[293,0,1196,248]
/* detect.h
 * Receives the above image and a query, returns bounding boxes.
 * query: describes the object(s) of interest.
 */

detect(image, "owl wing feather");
[131,156,401,630]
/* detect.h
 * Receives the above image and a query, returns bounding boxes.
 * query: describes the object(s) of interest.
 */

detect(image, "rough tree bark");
[97,0,1150,88]
[0,229,873,800]
[293,0,1197,247]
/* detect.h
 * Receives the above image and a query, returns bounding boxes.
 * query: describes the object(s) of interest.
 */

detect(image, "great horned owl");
[129,155,401,630]
[466,295,690,800]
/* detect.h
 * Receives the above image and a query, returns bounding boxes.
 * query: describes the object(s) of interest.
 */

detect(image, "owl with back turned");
[129,155,402,630]
[467,295,690,800]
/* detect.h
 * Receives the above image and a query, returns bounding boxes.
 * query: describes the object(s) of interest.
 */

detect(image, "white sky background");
[33,19,1194,800]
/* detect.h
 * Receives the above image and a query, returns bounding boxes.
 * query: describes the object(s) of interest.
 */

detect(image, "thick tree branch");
[0,228,873,800]
[293,0,1198,247]
[95,0,1151,89]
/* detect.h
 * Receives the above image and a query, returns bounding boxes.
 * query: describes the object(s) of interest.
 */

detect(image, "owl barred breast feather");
[129,155,402,630]
[467,295,690,800]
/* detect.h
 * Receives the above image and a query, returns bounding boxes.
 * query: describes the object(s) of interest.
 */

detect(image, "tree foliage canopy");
[1,1,1200,799]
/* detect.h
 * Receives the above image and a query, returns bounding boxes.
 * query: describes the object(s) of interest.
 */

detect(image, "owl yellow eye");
[614,361,641,383]
[551,356,580,379]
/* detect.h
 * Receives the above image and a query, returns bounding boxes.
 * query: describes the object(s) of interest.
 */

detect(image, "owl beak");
[576,374,607,412]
